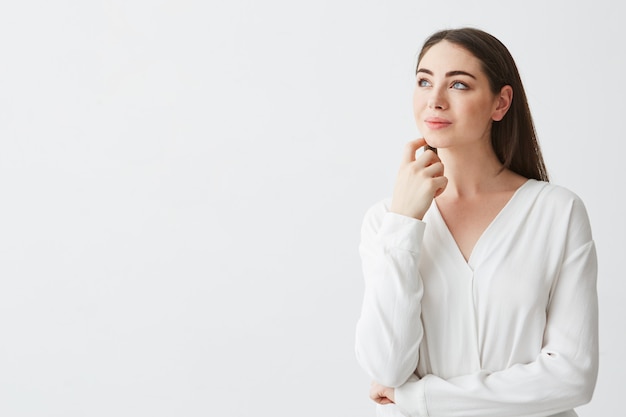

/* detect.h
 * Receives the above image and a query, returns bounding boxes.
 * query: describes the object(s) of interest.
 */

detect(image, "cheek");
[461,100,491,124]
[473,103,492,125]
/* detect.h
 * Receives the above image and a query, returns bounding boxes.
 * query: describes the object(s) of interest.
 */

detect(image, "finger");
[369,385,384,401]
[422,161,445,178]
[422,143,437,155]
[401,138,427,164]
[409,144,441,170]
[371,394,391,405]
[433,176,448,198]
[418,145,441,165]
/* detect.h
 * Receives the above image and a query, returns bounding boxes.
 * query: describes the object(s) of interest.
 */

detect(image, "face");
[413,40,505,150]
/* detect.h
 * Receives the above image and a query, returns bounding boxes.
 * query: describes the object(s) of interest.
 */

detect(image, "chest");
[436,193,514,262]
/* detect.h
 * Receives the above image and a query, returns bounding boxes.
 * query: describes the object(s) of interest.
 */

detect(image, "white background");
[0,1,623,416]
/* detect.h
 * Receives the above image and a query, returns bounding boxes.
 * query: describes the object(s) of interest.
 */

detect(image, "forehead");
[418,40,483,75]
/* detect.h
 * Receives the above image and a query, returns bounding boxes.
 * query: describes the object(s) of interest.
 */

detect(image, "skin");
[376,40,527,405]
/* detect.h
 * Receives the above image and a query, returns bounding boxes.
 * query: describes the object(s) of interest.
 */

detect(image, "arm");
[394,199,599,417]
[355,139,446,388]
[354,202,426,387]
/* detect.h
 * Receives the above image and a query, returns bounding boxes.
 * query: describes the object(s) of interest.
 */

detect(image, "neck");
[437,142,511,198]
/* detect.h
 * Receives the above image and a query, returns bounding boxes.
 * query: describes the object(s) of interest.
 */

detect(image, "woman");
[354,28,598,417]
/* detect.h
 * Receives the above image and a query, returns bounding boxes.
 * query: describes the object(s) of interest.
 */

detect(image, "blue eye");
[418,78,431,87]
[452,81,468,90]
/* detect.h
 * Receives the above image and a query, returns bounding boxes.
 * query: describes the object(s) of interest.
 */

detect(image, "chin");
[423,136,444,149]
[423,131,455,149]
[423,137,436,147]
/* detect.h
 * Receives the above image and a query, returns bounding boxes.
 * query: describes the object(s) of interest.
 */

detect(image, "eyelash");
[417,78,431,87]
[417,78,469,90]
[451,81,469,90]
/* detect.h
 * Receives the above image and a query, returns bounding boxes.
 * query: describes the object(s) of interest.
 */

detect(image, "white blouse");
[355,179,598,417]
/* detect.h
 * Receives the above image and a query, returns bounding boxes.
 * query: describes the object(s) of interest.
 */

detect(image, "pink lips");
[424,117,452,130]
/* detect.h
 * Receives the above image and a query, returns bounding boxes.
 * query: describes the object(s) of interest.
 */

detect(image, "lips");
[424,117,452,130]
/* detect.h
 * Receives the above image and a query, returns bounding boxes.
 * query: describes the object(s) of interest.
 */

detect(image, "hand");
[390,138,447,220]
[370,381,395,404]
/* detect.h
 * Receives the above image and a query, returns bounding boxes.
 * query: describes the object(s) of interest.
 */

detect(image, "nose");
[427,89,447,110]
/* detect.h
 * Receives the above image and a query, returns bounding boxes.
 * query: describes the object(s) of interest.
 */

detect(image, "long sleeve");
[394,194,599,417]
[355,200,426,388]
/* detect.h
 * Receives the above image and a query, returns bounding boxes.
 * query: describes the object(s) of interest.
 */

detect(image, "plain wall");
[0,1,622,416]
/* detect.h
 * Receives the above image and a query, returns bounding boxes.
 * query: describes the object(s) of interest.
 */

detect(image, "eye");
[417,78,432,87]
[451,81,469,90]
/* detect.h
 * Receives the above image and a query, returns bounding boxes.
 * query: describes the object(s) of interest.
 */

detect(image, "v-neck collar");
[430,179,534,270]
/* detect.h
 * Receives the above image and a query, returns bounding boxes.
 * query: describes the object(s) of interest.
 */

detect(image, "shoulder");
[525,179,578,199]
[526,180,588,212]
[527,180,593,242]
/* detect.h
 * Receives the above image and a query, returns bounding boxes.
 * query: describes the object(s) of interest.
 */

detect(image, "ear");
[492,85,513,122]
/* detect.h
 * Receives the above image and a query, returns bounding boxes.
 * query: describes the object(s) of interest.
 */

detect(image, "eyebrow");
[416,68,477,79]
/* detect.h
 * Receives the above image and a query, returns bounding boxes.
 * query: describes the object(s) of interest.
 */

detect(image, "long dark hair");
[417,28,549,181]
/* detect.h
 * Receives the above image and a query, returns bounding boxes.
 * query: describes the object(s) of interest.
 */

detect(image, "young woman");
[355,28,598,417]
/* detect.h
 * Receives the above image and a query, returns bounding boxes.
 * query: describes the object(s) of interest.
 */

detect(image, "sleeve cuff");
[378,212,426,253]
[395,374,429,417]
